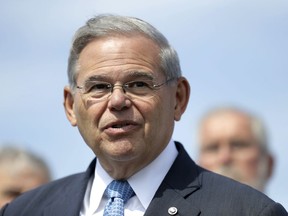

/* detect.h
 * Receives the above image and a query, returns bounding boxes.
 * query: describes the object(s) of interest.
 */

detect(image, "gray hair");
[67,14,182,89]
[0,145,51,181]
[199,107,270,154]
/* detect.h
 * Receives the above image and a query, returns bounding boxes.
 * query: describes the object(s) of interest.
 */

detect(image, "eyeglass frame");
[75,77,177,101]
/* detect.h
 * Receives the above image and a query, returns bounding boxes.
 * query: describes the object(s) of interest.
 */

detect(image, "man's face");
[0,164,49,208]
[64,36,187,178]
[198,112,269,190]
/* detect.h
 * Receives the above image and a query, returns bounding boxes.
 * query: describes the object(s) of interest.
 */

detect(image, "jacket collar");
[144,142,201,216]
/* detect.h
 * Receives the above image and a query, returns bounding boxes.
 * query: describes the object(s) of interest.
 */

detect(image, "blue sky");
[0,0,287,209]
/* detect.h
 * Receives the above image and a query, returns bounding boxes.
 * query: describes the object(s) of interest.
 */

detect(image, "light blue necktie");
[103,180,135,216]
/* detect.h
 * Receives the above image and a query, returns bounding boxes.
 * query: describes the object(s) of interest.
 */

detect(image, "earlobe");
[63,86,77,126]
[174,77,190,121]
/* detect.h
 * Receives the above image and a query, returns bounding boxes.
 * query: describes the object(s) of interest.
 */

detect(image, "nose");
[218,144,233,165]
[107,86,132,111]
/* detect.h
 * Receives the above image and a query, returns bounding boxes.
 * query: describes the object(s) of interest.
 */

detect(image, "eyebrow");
[126,71,155,80]
[84,71,155,84]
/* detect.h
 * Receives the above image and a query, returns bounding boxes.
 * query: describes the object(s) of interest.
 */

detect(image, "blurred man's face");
[0,164,49,208]
[198,112,270,191]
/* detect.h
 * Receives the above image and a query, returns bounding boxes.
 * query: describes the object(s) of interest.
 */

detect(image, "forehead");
[205,112,250,126]
[77,35,162,81]
[201,112,254,139]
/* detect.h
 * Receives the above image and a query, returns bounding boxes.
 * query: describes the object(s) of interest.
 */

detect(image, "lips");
[104,120,136,129]
[111,122,131,128]
[102,120,139,135]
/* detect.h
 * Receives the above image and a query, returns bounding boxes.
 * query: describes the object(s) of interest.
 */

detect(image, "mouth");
[111,122,132,128]
[103,120,139,135]
[104,120,136,128]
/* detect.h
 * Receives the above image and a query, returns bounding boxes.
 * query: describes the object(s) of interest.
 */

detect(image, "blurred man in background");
[197,107,274,192]
[0,145,51,208]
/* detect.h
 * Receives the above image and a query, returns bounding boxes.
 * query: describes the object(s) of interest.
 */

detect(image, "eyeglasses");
[76,78,175,101]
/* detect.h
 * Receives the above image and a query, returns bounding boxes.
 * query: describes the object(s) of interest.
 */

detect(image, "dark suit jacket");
[0,142,287,216]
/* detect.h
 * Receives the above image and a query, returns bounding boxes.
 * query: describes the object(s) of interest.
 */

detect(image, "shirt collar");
[89,139,178,212]
[128,139,178,209]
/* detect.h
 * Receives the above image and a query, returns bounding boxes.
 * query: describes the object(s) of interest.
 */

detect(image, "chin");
[106,141,136,158]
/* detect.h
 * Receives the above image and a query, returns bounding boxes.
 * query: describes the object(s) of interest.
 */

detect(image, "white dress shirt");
[80,139,178,216]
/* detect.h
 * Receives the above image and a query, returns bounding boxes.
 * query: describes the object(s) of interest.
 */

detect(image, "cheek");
[238,148,260,165]
[146,97,174,131]
[199,154,218,168]
[75,98,106,125]
[136,96,174,146]
[74,103,104,143]
[234,150,261,175]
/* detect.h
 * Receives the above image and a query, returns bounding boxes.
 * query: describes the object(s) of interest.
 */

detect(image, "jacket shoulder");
[155,142,288,215]
[0,159,96,216]
[193,166,288,215]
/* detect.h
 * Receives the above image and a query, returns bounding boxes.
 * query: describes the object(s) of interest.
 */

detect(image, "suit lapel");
[43,159,96,216]
[145,142,201,216]
[144,188,201,216]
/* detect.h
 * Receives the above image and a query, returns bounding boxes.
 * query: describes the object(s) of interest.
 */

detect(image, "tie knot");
[105,180,135,203]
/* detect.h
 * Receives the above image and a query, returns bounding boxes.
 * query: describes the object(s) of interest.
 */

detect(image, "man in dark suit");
[1,14,287,216]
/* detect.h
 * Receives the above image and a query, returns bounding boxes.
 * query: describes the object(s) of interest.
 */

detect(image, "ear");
[63,86,77,126]
[174,77,190,121]
[266,153,274,179]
